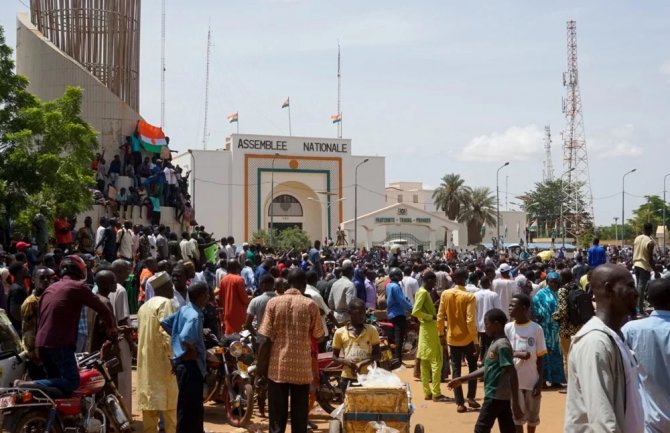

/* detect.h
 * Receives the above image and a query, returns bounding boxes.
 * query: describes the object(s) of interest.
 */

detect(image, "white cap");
[148,271,171,289]
[498,263,511,273]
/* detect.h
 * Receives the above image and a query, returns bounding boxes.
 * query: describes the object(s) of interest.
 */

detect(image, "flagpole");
[288,102,292,136]
[236,119,239,134]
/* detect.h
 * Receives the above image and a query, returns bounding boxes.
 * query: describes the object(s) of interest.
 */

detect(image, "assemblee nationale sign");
[375,217,432,224]
[236,136,349,153]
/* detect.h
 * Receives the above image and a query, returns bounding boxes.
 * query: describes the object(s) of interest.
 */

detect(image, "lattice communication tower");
[561,20,594,237]
[543,125,554,182]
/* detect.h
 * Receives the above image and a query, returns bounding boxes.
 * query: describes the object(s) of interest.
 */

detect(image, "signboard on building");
[375,216,432,224]
[228,134,352,155]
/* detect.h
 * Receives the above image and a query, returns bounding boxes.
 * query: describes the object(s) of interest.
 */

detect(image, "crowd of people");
[0,219,668,433]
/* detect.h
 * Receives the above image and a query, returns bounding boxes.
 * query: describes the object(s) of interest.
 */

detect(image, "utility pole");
[614,217,619,243]
[496,162,509,251]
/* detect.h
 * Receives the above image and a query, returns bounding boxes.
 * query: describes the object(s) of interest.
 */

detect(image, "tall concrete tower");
[561,20,594,238]
[542,125,554,182]
[17,0,143,155]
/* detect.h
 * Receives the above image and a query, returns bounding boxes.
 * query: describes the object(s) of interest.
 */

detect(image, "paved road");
[130,362,567,432]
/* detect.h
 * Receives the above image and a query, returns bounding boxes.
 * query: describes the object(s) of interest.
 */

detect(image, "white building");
[172,134,385,244]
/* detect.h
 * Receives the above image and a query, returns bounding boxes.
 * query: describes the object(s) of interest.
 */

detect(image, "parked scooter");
[0,340,131,433]
[203,331,255,427]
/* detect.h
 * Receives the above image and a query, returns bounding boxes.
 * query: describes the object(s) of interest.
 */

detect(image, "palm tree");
[432,174,467,220]
[459,187,497,244]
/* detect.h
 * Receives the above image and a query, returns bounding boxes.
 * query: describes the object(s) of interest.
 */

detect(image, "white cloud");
[459,125,544,162]
[589,124,643,159]
[660,61,670,77]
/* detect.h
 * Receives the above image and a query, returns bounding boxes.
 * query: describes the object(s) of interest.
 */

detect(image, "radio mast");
[542,125,554,181]
[202,26,212,149]
[561,20,594,238]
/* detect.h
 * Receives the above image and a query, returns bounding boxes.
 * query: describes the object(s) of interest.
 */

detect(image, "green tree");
[520,179,592,239]
[459,187,497,245]
[432,173,468,220]
[0,25,97,241]
[252,227,311,252]
[628,195,669,235]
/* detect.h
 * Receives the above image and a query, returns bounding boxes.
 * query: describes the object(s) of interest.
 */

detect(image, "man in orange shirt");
[437,267,479,413]
[218,260,249,335]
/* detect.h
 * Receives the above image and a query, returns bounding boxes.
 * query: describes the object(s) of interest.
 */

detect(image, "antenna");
[202,26,212,150]
[161,0,166,129]
[337,42,342,138]
[561,20,594,237]
[543,125,554,181]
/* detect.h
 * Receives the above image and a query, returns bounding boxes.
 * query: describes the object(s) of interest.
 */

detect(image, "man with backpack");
[552,268,594,383]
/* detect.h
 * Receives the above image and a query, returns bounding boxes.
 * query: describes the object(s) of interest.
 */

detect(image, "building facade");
[172,134,385,243]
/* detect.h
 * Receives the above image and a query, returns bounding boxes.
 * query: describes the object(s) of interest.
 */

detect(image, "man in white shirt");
[474,275,502,363]
[401,266,420,304]
[179,233,196,262]
[506,293,547,432]
[115,221,134,261]
[224,236,236,261]
[95,217,107,256]
[306,271,334,339]
[109,260,133,411]
[492,263,518,319]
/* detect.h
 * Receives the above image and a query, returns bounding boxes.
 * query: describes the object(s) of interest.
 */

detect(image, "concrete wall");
[16,13,141,158]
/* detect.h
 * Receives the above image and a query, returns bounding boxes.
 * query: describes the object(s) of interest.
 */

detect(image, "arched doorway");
[269,194,304,232]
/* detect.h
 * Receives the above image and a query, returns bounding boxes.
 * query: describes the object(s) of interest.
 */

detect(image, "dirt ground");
[130,361,567,433]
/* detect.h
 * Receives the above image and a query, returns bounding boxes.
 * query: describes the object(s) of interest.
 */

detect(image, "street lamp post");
[496,162,509,250]
[269,153,280,244]
[621,168,637,248]
[613,217,619,243]
[309,196,346,242]
[559,167,576,248]
[663,173,670,254]
[354,158,369,249]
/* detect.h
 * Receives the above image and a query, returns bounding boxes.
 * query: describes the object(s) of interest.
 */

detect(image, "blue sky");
[2,0,669,225]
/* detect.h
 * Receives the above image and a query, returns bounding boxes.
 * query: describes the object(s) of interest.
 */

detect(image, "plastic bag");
[330,403,345,422]
[367,421,400,433]
[357,364,403,388]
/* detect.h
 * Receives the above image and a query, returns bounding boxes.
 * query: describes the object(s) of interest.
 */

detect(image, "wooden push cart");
[328,385,424,433]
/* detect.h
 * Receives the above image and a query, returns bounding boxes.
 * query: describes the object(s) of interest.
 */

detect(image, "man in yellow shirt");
[437,267,479,413]
[332,298,380,390]
[633,222,656,315]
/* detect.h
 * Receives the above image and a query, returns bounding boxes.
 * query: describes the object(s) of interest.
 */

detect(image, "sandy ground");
[129,361,567,433]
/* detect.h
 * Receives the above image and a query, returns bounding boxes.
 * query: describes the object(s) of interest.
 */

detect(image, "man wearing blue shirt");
[161,282,209,433]
[587,238,607,268]
[386,267,413,361]
[622,278,670,433]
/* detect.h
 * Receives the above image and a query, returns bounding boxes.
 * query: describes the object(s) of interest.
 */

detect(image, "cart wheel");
[413,424,425,433]
[329,419,342,433]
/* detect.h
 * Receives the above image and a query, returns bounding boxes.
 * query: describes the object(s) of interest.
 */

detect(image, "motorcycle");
[315,351,344,414]
[368,313,418,358]
[0,340,131,433]
[203,332,254,427]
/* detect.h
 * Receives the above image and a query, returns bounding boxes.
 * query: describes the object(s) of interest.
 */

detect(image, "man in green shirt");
[448,308,522,433]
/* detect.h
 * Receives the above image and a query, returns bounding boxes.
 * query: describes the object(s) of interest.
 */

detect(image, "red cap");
[16,241,31,251]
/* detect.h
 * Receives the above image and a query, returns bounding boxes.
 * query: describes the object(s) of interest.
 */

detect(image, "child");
[506,293,546,433]
[332,298,381,391]
[448,308,522,433]
[161,281,210,433]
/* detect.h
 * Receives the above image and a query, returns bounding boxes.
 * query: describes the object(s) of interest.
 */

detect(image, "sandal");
[456,405,467,413]
[433,395,452,402]
[467,398,481,409]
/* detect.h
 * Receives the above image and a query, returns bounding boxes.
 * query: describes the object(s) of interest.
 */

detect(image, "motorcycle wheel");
[225,375,254,427]
[9,410,62,433]
[316,373,344,414]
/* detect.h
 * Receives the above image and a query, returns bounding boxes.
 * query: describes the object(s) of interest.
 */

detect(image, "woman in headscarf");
[532,271,566,387]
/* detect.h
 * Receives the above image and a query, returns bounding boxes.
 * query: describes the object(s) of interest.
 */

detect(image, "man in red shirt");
[54,217,73,252]
[218,260,249,335]
[31,256,117,393]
